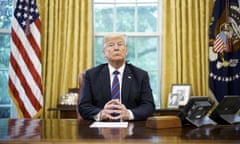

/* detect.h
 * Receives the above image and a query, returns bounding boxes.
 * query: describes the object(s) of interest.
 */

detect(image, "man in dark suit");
[79,33,155,121]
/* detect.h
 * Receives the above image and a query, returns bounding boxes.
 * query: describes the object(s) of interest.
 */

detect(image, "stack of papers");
[89,122,128,128]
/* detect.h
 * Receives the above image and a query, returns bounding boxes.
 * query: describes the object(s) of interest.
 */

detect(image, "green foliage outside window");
[0,0,13,118]
[0,0,13,29]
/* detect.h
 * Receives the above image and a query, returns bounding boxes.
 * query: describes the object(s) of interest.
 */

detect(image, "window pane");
[126,37,158,70]
[0,34,11,68]
[137,4,158,32]
[136,37,158,70]
[94,4,114,32]
[125,37,135,64]
[0,107,10,118]
[116,4,135,32]
[95,36,107,65]
[0,70,11,105]
[0,0,14,118]
[149,71,160,109]
[0,0,13,29]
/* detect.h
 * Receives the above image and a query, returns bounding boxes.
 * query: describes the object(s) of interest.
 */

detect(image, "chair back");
[76,72,85,119]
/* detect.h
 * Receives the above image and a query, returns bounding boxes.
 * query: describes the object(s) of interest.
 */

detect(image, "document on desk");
[89,121,128,128]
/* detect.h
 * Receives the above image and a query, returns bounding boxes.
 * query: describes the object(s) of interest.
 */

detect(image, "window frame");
[93,0,163,109]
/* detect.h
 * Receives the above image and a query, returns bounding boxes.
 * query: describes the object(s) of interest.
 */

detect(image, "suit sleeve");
[130,72,155,120]
[78,71,101,120]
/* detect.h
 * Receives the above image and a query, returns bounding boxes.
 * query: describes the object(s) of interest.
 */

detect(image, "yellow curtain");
[37,0,92,118]
[161,0,215,107]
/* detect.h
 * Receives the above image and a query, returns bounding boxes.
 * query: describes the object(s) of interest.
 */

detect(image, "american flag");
[213,32,227,53]
[8,0,43,118]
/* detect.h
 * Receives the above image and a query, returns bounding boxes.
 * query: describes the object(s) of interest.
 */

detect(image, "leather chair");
[76,72,85,119]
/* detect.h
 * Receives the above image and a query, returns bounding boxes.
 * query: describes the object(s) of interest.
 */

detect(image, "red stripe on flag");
[35,18,41,33]
[9,53,42,113]
[27,33,41,62]
[27,19,41,62]
[11,29,42,93]
[8,76,31,118]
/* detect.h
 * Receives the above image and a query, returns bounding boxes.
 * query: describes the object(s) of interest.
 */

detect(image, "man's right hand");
[99,99,130,121]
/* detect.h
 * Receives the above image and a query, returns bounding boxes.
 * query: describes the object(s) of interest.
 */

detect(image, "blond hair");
[103,33,127,44]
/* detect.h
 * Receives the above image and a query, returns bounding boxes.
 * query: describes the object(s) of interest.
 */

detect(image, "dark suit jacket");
[79,63,155,120]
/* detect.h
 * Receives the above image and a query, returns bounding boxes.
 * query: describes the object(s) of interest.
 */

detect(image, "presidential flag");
[209,0,240,102]
[8,0,43,118]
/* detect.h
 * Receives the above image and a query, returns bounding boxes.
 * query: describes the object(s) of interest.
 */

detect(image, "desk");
[1,118,240,144]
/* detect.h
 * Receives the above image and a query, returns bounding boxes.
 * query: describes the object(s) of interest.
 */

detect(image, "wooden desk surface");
[0,118,240,144]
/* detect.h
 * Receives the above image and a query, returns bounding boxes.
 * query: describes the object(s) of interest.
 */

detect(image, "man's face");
[103,37,128,63]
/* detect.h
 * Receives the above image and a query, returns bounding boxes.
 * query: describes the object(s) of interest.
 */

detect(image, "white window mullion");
[113,2,117,32]
[135,2,138,32]
[0,29,11,33]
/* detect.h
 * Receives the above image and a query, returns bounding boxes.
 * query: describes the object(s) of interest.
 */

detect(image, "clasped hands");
[99,99,130,121]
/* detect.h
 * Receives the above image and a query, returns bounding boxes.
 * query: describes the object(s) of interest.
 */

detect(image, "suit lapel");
[100,66,112,100]
[122,65,133,104]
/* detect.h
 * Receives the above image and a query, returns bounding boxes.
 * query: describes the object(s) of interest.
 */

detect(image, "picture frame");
[171,84,192,106]
[167,93,180,109]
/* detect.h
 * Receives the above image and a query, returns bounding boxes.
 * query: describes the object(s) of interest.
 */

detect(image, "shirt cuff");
[93,112,101,121]
[128,110,134,120]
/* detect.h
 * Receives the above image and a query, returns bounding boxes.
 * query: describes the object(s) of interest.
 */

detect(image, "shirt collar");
[108,63,125,75]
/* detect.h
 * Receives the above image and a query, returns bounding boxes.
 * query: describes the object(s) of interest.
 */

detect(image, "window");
[0,0,163,118]
[93,0,163,109]
[0,0,16,118]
